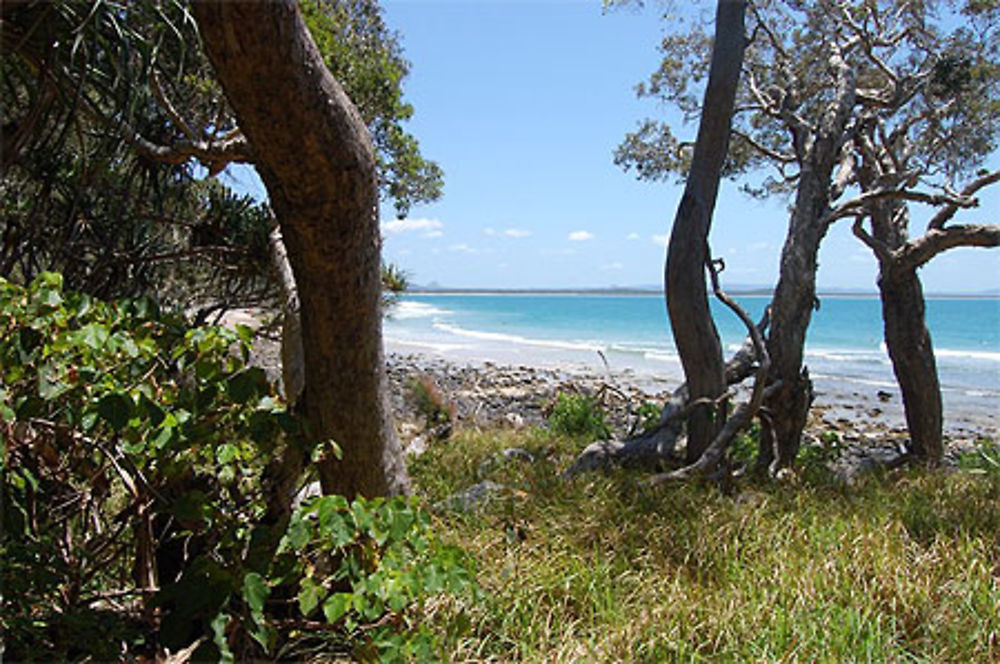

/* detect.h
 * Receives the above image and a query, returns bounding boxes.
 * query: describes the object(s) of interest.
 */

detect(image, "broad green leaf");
[297,577,325,617]
[242,571,269,614]
[322,592,352,624]
[216,442,238,464]
[210,612,234,664]
[76,323,109,350]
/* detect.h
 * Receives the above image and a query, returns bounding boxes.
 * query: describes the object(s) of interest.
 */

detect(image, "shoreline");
[383,345,997,469]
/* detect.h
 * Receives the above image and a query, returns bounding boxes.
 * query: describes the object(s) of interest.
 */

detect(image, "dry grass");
[409,428,1000,662]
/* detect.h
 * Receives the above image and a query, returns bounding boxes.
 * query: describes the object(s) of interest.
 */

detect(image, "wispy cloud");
[447,243,478,254]
[569,230,594,242]
[504,228,532,238]
[485,226,532,238]
[651,234,669,247]
[382,218,444,237]
[626,232,640,241]
[601,261,624,271]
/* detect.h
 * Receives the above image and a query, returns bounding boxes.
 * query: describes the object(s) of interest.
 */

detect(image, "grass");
[409,428,1000,662]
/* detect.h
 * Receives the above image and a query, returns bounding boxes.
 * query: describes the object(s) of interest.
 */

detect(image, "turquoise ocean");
[384,293,1000,409]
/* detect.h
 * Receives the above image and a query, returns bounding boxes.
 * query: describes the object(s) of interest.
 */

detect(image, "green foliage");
[0,274,474,661]
[728,421,760,466]
[408,376,454,431]
[636,400,662,433]
[275,495,479,662]
[2,0,440,310]
[958,437,1000,474]
[547,393,611,441]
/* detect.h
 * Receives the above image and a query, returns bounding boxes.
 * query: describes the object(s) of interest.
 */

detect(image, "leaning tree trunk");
[193,0,408,498]
[665,0,746,463]
[755,178,826,472]
[877,263,943,464]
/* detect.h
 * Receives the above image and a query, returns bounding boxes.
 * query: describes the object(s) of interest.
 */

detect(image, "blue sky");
[231,0,1000,294]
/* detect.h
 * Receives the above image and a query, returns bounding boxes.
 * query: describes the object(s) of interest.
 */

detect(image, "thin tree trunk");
[878,264,943,464]
[193,0,408,498]
[666,0,746,463]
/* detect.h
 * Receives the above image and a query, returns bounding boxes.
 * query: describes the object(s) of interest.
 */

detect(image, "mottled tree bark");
[878,262,943,464]
[193,1,408,498]
[756,48,856,474]
[665,0,746,463]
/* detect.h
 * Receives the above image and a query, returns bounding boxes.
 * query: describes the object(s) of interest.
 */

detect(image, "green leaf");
[243,572,269,614]
[211,612,234,664]
[297,577,325,617]
[76,322,109,350]
[97,393,133,431]
[322,592,352,624]
[216,443,238,464]
[151,425,173,449]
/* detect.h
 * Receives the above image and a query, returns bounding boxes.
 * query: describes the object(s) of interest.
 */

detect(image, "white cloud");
[601,262,624,271]
[423,230,444,239]
[447,243,478,254]
[626,232,640,241]
[483,227,497,236]
[504,228,532,238]
[651,234,669,247]
[568,230,594,242]
[382,217,443,236]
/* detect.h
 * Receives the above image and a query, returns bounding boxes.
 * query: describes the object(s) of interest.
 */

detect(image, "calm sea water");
[384,293,1000,401]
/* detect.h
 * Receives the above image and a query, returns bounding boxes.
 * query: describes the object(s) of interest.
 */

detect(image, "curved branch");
[732,128,796,163]
[899,225,1000,271]
[852,216,893,263]
[927,169,1000,231]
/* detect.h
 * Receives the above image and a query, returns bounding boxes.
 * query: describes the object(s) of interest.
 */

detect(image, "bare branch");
[825,186,976,225]
[732,128,796,163]
[644,255,772,483]
[149,70,200,142]
[900,225,1000,271]
[927,169,1000,231]
[852,216,893,263]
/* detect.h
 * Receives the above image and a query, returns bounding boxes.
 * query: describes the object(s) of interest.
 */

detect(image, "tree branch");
[852,216,893,263]
[899,225,1000,271]
[927,169,1000,231]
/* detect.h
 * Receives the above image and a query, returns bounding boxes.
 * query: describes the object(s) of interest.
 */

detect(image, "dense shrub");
[0,274,475,661]
[547,392,610,441]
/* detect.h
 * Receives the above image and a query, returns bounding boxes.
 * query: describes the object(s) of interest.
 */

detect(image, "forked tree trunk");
[756,51,856,474]
[665,0,746,463]
[193,1,408,498]
[878,263,943,464]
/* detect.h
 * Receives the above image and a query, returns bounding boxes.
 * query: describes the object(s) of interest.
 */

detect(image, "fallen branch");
[564,277,770,477]
[644,257,774,483]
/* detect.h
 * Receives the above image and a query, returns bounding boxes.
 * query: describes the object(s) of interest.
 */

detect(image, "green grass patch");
[412,428,1000,662]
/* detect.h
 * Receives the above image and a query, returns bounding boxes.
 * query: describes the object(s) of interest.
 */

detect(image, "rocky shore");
[236,304,995,480]
[383,351,994,479]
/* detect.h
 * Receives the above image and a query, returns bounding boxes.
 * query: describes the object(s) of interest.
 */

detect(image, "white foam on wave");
[807,348,888,364]
[432,322,605,353]
[383,335,469,354]
[389,301,452,320]
[935,348,1000,363]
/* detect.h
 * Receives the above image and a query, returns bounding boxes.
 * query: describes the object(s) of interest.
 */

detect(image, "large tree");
[1,0,440,312]
[191,0,408,497]
[617,0,1000,471]
[665,0,747,463]
[2,0,439,497]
